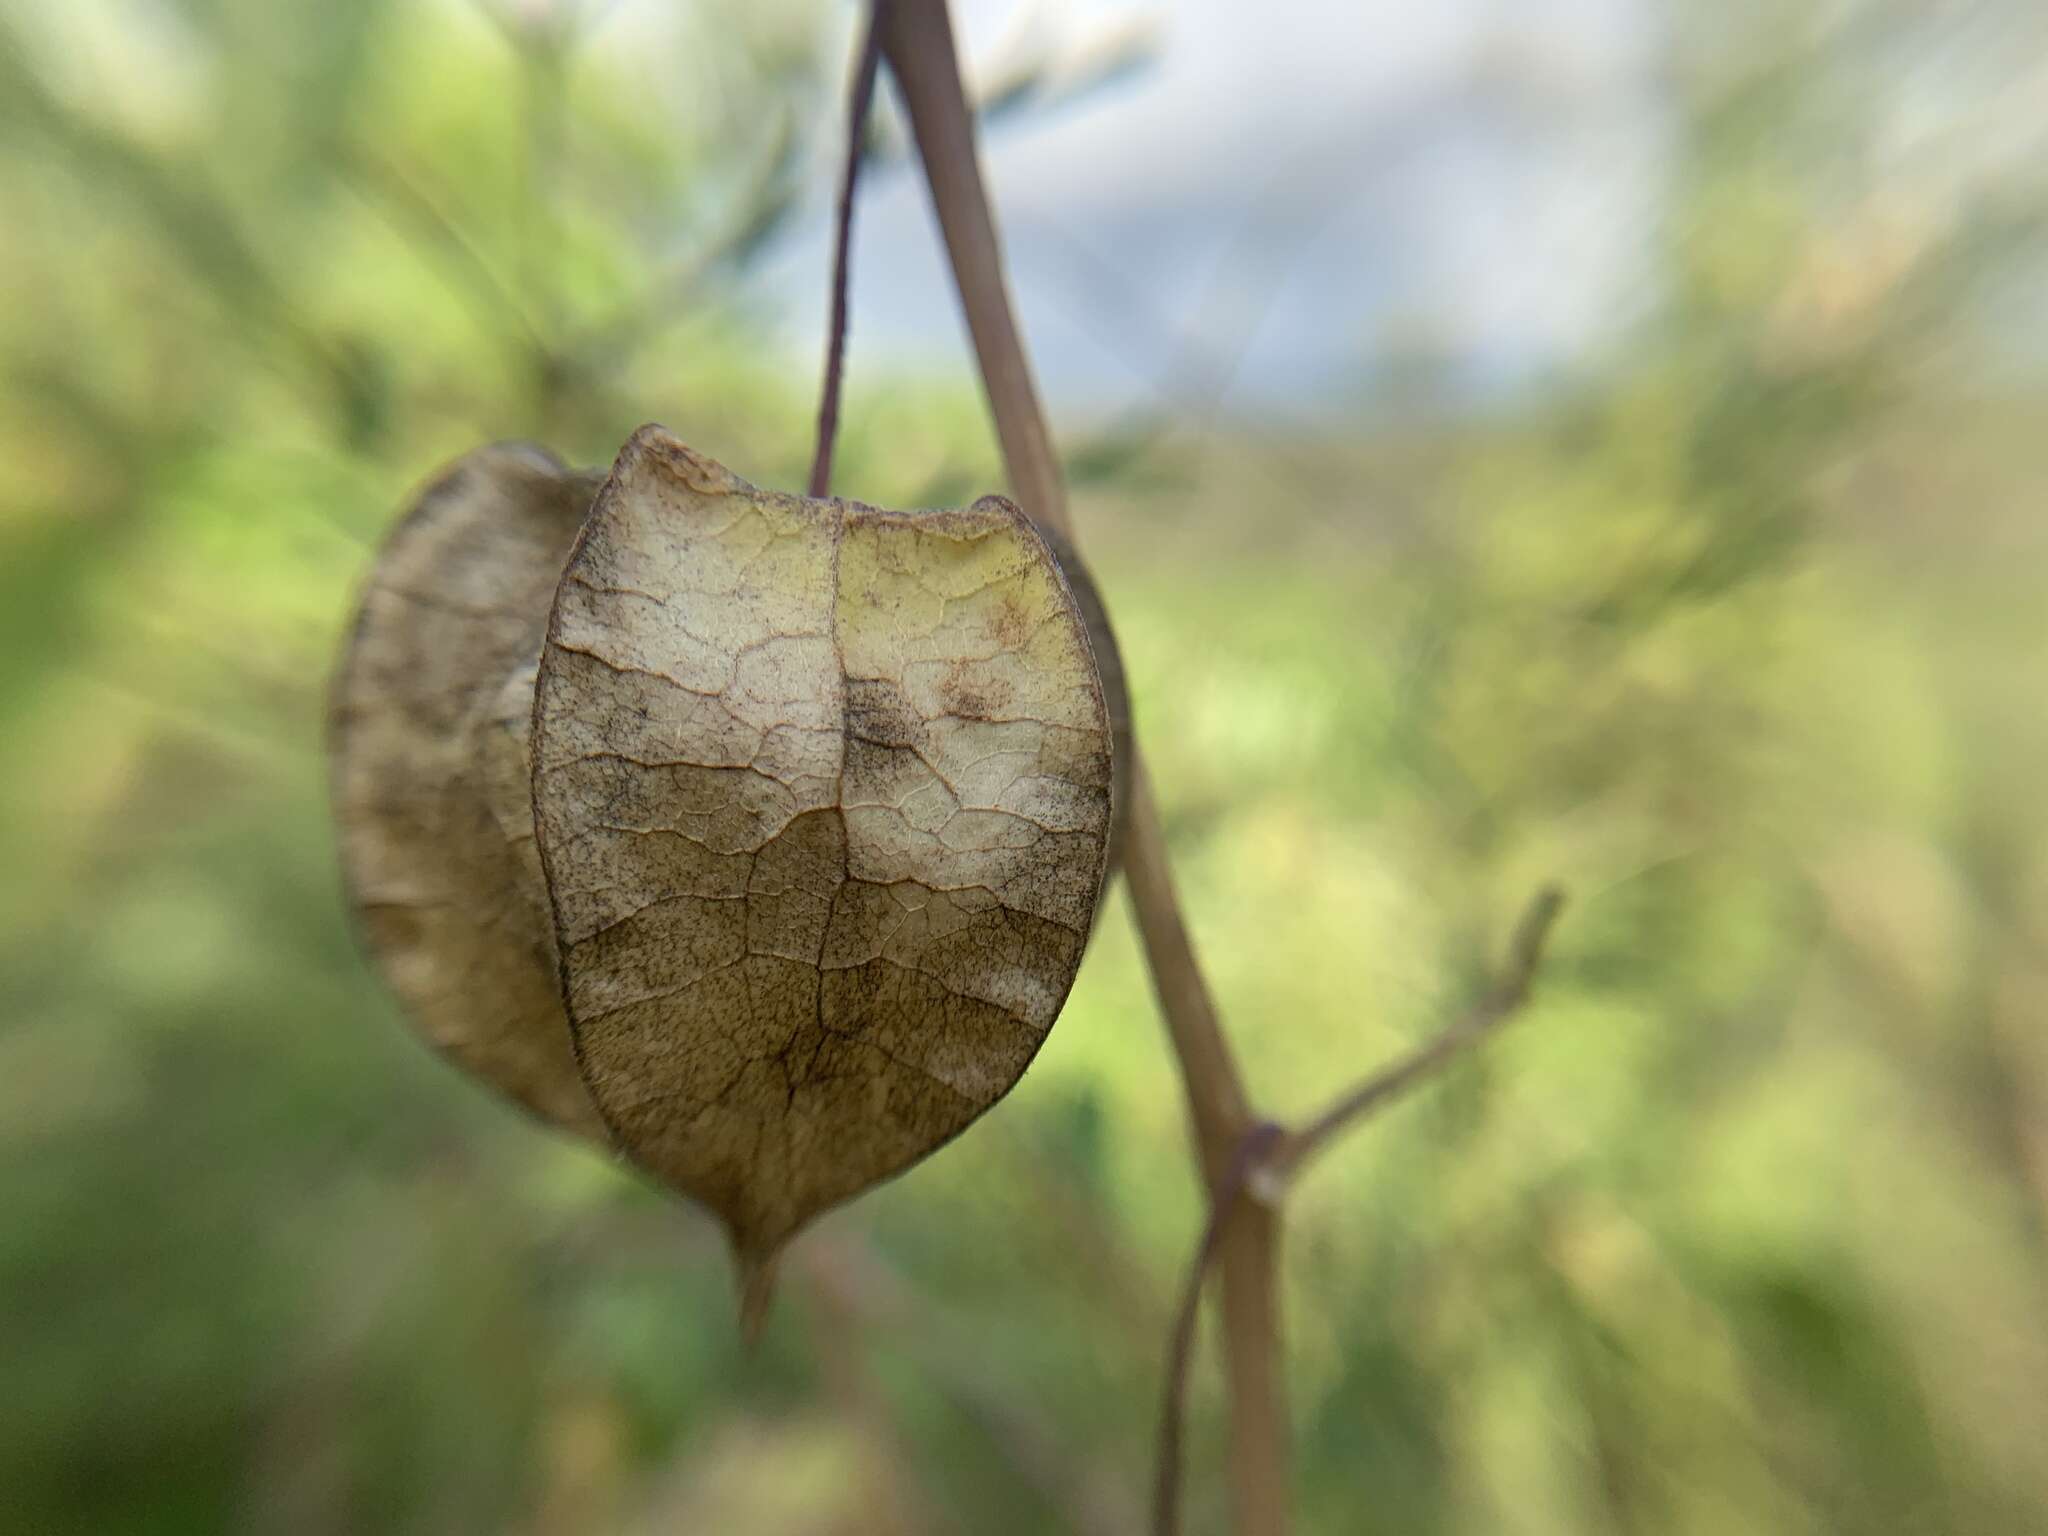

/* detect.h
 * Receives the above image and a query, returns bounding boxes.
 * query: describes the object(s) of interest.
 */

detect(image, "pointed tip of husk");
[734,1245,780,1348]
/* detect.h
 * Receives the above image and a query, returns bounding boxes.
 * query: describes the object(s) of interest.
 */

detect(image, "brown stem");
[1213,1201,1286,1536]
[1268,885,1567,1185]
[808,3,886,499]
[1154,1122,1283,1536]
[1125,764,1289,1536]
[1121,761,1254,1161]
[874,5,1283,1532]
[872,0,1071,542]
[1150,886,1566,1535]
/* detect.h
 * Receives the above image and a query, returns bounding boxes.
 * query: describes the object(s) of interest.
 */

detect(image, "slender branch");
[1125,765,1287,1535]
[808,4,886,499]
[1212,1200,1286,1536]
[849,19,1572,1536]
[873,0,1072,541]
[872,2,1254,1153]
[873,7,1283,1532]
[1122,760,1255,1166]
[1154,1121,1282,1536]
[1269,885,1568,1186]
[1152,886,1565,1536]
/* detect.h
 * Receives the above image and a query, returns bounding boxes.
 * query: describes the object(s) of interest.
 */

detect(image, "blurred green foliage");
[4,2,2048,1534]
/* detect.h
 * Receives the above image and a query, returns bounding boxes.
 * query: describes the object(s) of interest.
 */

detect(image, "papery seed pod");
[330,443,606,1140]
[529,426,1117,1322]
[1037,523,1131,881]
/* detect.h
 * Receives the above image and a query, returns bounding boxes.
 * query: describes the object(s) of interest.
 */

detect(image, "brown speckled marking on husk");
[330,442,606,1139]
[530,426,1115,1304]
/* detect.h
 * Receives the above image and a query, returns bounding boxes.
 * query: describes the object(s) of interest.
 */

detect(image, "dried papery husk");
[331,443,606,1139]
[1037,523,1131,881]
[529,426,1116,1320]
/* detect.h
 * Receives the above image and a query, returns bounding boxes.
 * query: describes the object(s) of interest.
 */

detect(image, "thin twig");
[873,1,1073,541]
[872,0,1253,1196]
[1122,761,1255,1165]
[870,1,1252,1171]
[1122,759,1283,1536]
[1154,1121,1283,1536]
[1153,886,1565,1536]
[874,6,1279,1530]
[855,15,1570,1536]
[808,3,887,499]
[1267,885,1568,1185]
